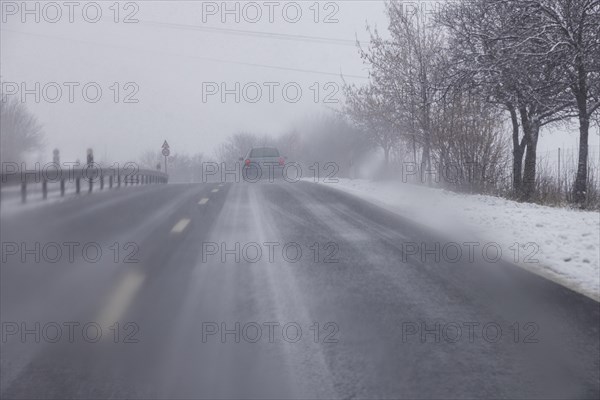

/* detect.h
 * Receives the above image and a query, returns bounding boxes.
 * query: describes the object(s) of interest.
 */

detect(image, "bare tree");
[433,87,510,193]
[285,113,371,177]
[139,150,162,170]
[357,2,447,177]
[344,83,401,171]
[523,0,600,205]
[0,95,44,163]
[139,149,203,182]
[215,132,259,163]
[440,0,573,200]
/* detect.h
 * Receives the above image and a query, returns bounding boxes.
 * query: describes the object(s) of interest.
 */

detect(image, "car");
[239,147,287,180]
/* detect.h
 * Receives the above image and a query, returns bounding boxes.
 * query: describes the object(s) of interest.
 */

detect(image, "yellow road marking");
[171,218,191,234]
[96,270,145,331]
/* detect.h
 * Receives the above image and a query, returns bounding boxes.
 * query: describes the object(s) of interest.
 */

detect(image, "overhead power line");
[140,20,367,47]
[1,28,368,80]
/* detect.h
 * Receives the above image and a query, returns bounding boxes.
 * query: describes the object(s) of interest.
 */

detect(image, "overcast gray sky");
[1,0,597,163]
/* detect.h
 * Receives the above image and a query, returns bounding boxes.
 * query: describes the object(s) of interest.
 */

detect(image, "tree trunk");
[573,113,590,206]
[421,143,431,186]
[383,145,390,177]
[509,105,525,196]
[572,65,590,206]
[522,139,538,201]
[519,106,539,201]
[412,135,417,164]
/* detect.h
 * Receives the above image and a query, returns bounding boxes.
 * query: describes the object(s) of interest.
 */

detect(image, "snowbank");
[311,178,600,302]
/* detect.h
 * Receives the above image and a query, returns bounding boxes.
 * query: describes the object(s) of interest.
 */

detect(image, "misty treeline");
[139,151,205,183]
[214,114,372,178]
[139,115,370,182]
[0,92,44,163]
[345,0,599,207]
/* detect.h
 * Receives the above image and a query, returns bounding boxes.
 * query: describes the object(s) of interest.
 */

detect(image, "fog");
[1,1,388,163]
[3,1,596,165]
[1,2,599,399]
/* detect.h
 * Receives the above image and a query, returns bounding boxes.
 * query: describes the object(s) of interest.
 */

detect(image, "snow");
[0,181,82,217]
[310,178,600,302]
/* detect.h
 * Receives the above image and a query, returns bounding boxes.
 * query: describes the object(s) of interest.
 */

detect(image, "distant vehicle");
[239,147,287,180]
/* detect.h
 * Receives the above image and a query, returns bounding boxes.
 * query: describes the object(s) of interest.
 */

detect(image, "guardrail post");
[2,170,167,206]
[21,182,26,203]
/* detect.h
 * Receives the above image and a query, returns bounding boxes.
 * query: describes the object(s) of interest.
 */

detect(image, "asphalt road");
[1,181,599,399]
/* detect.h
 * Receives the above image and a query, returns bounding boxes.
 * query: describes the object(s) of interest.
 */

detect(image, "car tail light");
[278,157,284,166]
[245,159,250,166]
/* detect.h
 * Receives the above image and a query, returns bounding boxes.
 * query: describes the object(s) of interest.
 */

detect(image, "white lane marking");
[211,188,219,193]
[198,198,209,205]
[171,218,191,234]
[96,270,145,331]
[218,183,224,187]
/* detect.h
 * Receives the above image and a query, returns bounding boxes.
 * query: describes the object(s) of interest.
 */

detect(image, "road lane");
[255,182,600,398]
[1,181,598,399]
[0,183,224,396]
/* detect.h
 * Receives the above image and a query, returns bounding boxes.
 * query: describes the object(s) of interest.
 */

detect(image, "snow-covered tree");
[523,0,600,205]
[440,0,573,200]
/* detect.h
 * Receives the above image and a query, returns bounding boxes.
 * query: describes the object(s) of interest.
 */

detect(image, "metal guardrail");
[0,167,168,203]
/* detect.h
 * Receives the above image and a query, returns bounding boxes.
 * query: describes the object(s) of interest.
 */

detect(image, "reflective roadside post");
[87,148,94,192]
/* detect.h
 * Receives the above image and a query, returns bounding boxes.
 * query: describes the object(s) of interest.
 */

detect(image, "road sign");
[162,140,170,174]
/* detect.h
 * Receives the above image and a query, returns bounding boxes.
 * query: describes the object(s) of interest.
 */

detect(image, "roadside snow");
[310,178,600,302]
